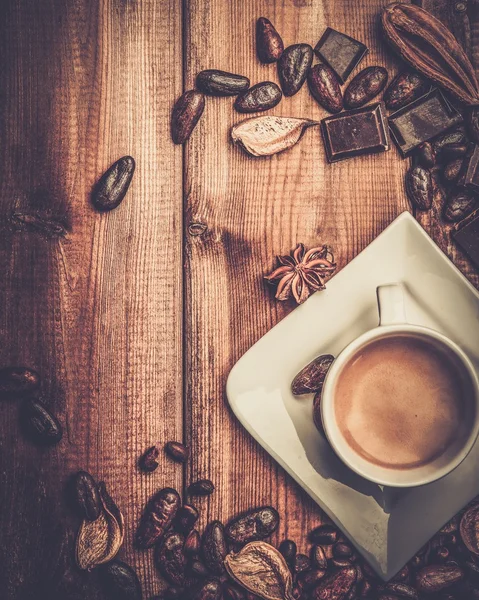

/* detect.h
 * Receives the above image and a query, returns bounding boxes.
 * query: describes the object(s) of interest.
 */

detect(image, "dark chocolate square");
[321,102,390,163]
[314,27,368,84]
[453,209,479,269]
[388,89,463,157]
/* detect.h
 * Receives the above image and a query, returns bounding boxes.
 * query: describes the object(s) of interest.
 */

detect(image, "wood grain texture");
[0,0,182,598]
[184,0,409,553]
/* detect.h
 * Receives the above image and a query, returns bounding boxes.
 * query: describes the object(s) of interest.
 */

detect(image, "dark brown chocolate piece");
[453,209,479,268]
[314,28,368,84]
[465,145,479,195]
[320,102,389,163]
[388,89,463,157]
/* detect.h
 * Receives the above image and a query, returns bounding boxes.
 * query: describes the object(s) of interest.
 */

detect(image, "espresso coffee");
[334,335,471,469]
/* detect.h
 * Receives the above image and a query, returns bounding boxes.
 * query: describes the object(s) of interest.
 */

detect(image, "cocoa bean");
[415,565,464,593]
[344,66,388,109]
[384,582,419,599]
[294,554,311,574]
[99,560,142,600]
[196,70,250,96]
[443,191,476,222]
[384,71,429,111]
[154,531,188,587]
[201,520,227,575]
[292,355,334,395]
[311,545,328,570]
[184,529,201,557]
[171,91,205,144]
[175,504,199,534]
[165,441,189,463]
[139,446,159,472]
[311,567,357,600]
[279,539,297,566]
[359,579,374,597]
[234,82,282,113]
[20,398,63,446]
[92,156,135,211]
[225,506,279,544]
[405,165,433,210]
[434,546,450,562]
[73,471,101,521]
[307,64,343,114]
[298,569,327,590]
[190,560,209,578]
[460,503,479,553]
[136,487,181,548]
[256,18,284,64]
[415,142,436,168]
[330,558,352,568]
[0,367,40,396]
[309,524,338,545]
[333,543,353,558]
[433,129,467,154]
[188,479,215,496]
[223,582,246,600]
[278,44,313,97]
[191,580,222,600]
[440,143,468,161]
[443,158,464,183]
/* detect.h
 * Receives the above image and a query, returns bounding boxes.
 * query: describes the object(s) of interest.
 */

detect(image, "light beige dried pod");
[75,482,124,570]
[231,116,319,157]
[224,541,294,600]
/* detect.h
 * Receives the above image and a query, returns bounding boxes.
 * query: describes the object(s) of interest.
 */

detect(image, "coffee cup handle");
[377,284,407,326]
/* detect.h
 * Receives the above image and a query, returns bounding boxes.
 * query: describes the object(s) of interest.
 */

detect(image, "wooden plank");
[184,0,409,551]
[0,0,183,597]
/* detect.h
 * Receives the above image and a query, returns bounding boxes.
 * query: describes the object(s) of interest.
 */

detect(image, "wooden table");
[1,0,477,597]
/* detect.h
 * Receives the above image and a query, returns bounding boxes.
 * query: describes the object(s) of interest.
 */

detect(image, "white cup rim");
[321,324,479,488]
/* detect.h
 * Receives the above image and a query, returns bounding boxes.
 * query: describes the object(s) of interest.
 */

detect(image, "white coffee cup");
[321,283,479,487]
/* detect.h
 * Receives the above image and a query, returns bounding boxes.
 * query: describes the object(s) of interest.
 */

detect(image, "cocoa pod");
[256,18,284,64]
[139,446,159,472]
[234,82,282,113]
[333,543,353,558]
[307,64,343,114]
[154,531,188,587]
[292,355,334,395]
[191,580,222,600]
[344,66,388,109]
[294,553,311,574]
[73,471,101,521]
[433,129,467,153]
[384,582,419,599]
[184,529,201,556]
[443,159,463,183]
[311,567,357,600]
[443,191,476,222]
[405,165,433,210]
[415,142,436,168]
[311,545,328,570]
[225,506,279,544]
[136,487,181,548]
[196,70,250,96]
[175,504,199,533]
[278,44,313,97]
[165,441,189,463]
[309,524,338,545]
[383,71,429,110]
[298,569,327,590]
[99,560,142,600]
[0,366,40,396]
[92,156,135,211]
[171,91,205,144]
[201,520,227,575]
[20,398,63,446]
[416,565,464,593]
[279,539,297,567]
[188,479,215,496]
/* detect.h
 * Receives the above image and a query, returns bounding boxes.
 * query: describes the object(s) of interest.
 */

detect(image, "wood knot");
[188,222,207,236]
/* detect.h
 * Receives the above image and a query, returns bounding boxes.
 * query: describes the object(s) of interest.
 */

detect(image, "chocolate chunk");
[314,28,368,84]
[465,145,479,195]
[320,102,389,163]
[453,209,479,267]
[388,89,463,157]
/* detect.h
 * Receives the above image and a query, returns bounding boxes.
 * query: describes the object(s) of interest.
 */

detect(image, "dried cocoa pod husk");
[381,3,479,105]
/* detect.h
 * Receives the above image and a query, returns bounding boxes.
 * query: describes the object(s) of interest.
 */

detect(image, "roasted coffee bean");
[333,543,353,558]
[165,441,189,463]
[405,165,433,210]
[443,158,464,183]
[0,367,40,396]
[175,504,199,533]
[308,64,343,114]
[20,398,63,446]
[234,82,282,113]
[201,520,227,575]
[92,156,135,211]
[310,567,357,600]
[415,565,464,593]
[154,531,188,587]
[444,191,477,222]
[256,17,284,63]
[330,558,352,568]
[99,560,142,600]
[294,553,311,574]
[309,524,338,545]
[136,487,181,548]
[440,143,468,161]
[384,582,419,599]
[225,506,279,544]
[344,66,388,109]
[278,44,313,97]
[311,545,328,570]
[139,446,160,472]
[223,582,246,600]
[279,539,297,566]
[415,142,436,168]
[191,580,222,600]
[384,71,429,111]
[196,70,250,96]
[73,471,101,521]
[298,569,327,590]
[190,560,209,578]
[188,479,215,496]
[171,91,205,144]
[292,355,334,395]
[184,529,201,557]
[433,129,467,154]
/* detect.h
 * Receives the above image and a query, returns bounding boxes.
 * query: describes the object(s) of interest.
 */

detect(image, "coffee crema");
[334,335,471,470]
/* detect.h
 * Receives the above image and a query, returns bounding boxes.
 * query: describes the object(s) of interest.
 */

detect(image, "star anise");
[265,243,336,304]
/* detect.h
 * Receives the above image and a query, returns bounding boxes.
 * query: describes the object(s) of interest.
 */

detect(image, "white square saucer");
[226,212,479,580]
